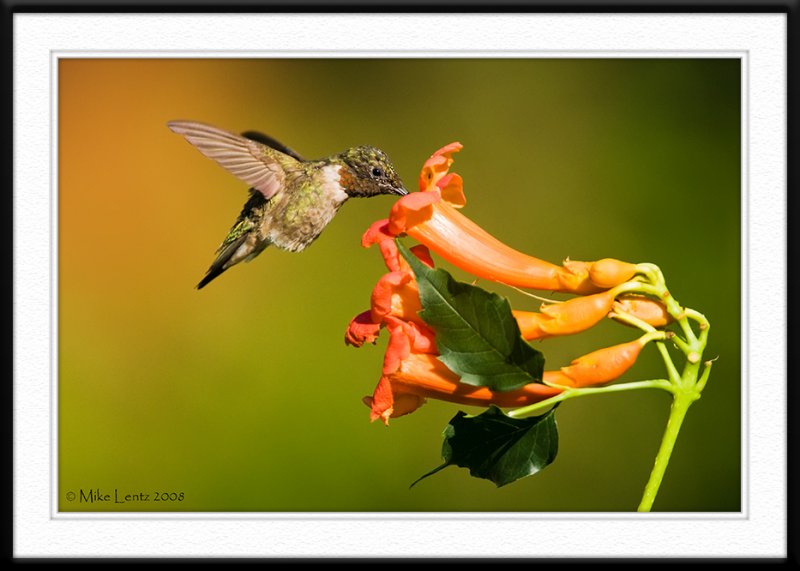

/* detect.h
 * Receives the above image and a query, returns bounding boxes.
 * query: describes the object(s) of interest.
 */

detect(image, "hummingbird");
[167,121,408,289]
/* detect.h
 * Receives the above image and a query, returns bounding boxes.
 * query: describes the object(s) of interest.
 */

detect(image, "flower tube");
[380,143,636,294]
[364,351,565,425]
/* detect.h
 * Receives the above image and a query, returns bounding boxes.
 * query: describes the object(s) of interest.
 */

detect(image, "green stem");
[695,359,715,393]
[653,341,683,385]
[637,390,698,511]
[608,309,657,332]
[507,379,673,418]
[676,315,698,345]
[669,334,691,353]
[685,308,709,328]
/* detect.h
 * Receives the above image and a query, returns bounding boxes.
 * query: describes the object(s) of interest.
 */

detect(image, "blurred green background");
[58,58,740,512]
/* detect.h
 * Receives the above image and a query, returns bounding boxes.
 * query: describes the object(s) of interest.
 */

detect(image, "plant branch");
[507,378,673,419]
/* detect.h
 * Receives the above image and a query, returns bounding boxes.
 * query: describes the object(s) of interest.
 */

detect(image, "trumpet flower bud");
[511,290,617,340]
[559,338,646,387]
[614,295,673,328]
[588,258,638,288]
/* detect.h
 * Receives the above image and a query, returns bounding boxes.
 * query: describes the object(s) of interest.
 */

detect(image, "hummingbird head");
[337,146,408,198]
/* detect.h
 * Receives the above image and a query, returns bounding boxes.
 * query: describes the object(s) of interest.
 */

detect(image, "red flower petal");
[408,244,435,269]
[386,316,437,352]
[361,219,403,271]
[382,321,411,375]
[345,310,382,348]
[361,219,393,248]
[418,142,463,192]
[363,376,426,425]
[436,173,466,207]
[369,271,423,325]
[387,190,441,236]
[363,376,395,424]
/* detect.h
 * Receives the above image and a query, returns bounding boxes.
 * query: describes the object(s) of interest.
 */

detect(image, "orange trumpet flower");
[380,143,637,294]
[346,143,653,424]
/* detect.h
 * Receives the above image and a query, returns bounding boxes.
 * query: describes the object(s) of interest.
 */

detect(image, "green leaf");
[397,239,544,391]
[411,405,559,488]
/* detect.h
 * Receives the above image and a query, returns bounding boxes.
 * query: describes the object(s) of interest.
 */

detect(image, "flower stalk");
[604,262,711,511]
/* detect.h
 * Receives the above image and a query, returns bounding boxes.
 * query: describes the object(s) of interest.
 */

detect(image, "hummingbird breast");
[261,164,349,252]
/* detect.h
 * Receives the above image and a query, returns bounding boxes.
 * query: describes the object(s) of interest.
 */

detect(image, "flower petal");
[436,173,466,208]
[361,218,393,248]
[369,271,423,325]
[382,320,412,375]
[387,191,441,236]
[361,219,404,271]
[408,244,435,269]
[400,318,437,354]
[363,375,426,425]
[345,310,382,347]
[418,142,463,192]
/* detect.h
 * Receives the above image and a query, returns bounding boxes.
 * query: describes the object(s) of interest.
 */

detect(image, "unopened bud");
[589,258,638,289]
[560,339,645,387]
[614,295,673,328]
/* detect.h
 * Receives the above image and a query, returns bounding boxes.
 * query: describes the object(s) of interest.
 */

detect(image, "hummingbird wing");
[241,130,306,162]
[167,120,297,200]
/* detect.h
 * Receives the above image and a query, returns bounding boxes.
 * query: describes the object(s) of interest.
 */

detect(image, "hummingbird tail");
[196,232,270,290]
[195,234,250,290]
[196,267,227,290]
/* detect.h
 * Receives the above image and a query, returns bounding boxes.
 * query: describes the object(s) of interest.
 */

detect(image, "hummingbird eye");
[371,166,384,178]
